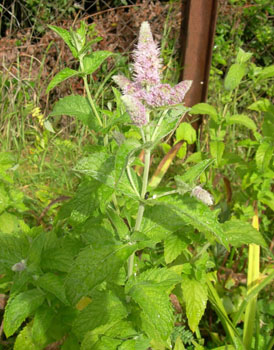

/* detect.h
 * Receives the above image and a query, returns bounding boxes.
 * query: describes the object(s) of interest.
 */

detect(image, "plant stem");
[127,127,151,279]
[79,59,103,127]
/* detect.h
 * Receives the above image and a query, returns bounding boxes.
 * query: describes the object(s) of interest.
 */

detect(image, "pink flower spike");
[133,21,162,86]
[122,95,148,127]
[169,80,193,104]
[112,75,132,92]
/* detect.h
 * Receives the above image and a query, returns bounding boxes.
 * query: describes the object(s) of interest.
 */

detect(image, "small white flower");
[191,186,214,206]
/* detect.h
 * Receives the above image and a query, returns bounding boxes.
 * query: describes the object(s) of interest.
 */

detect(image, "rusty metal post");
[180,0,218,129]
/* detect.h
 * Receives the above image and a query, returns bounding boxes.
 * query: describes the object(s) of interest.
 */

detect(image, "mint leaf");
[36,273,69,305]
[181,277,208,332]
[4,289,45,337]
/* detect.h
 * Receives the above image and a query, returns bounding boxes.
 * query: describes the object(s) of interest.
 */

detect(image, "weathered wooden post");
[180,0,218,130]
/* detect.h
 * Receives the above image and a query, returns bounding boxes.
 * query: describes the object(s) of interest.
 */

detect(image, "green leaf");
[128,282,174,344]
[0,212,22,234]
[0,233,29,271]
[36,273,68,305]
[222,220,267,247]
[66,242,138,304]
[236,48,252,64]
[73,290,127,339]
[4,289,45,337]
[226,114,256,131]
[75,152,139,200]
[82,51,113,75]
[181,277,208,332]
[155,105,189,142]
[50,95,99,131]
[144,195,228,249]
[107,207,129,239]
[48,25,77,57]
[164,232,188,264]
[175,159,214,191]
[32,306,55,347]
[61,335,80,350]
[82,332,122,350]
[176,122,196,144]
[190,103,218,122]
[210,141,225,166]
[174,336,186,350]
[224,63,246,90]
[14,323,38,350]
[248,98,272,112]
[46,68,79,93]
[256,65,274,81]
[255,142,272,171]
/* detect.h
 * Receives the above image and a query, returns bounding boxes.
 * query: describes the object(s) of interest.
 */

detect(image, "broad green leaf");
[75,152,139,200]
[66,242,138,304]
[128,282,174,343]
[227,114,256,131]
[164,232,188,264]
[14,323,37,350]
[256,65,274,81]
[0,212,22,234]
[0,185,9,213]
[174,336,186,350]
[236,48,252,64]
[73,290,127,339]
[0,233,29,271]
[248,98,272,112]
[46,68,79,93]
[32,306,55,347]
[48,25,77,57]
[135,335,151,350]
[4,289,45,337]
[181,277,208,332]
[143,195,228,249]
[210,141,225,166]
[176,122,196,144]
[82,51,113,75]
[255,142,272,171]
[222,220,267,247]
[50,95,100,131]
[36,273,68,305]
[224,63,246,90]
[82,333,122,350]
[190,103,218,122]
[118,339,136,350]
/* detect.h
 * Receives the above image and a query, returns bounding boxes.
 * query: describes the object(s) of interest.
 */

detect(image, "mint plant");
[0,22,271,350]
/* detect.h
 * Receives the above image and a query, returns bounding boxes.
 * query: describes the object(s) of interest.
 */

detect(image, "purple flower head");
[133,21,162,86]
[122,95,148,127]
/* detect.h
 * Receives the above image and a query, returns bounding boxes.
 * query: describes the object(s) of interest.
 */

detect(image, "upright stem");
[127,127,151,279]
[79,58,103,127]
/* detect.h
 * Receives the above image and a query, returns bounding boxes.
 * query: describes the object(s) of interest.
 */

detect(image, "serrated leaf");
[14,323,38,350]
[224,63,246,90]
[4,289,45,337]
[32,306,55,347]
[222,220,267,247]
[82,51,113,75]
[75,152,139,200]
[227,114,256,131]
[143,195,228,249]
[190,103,218,122]
[176,122,196,144]
[36,273,68,305]
[48,25,77,57]
[164,232,188,264]
[50,95,100,131]
[175,159,213,190]
[128,282,174,343]
[73,290,127,339]
[0,233,29,271]
[181,277,208,332]
[81,333,122,350]
[107,207,129,239]
[46,68,79,93]
[255,142,272,171]
[66,242,138,304]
